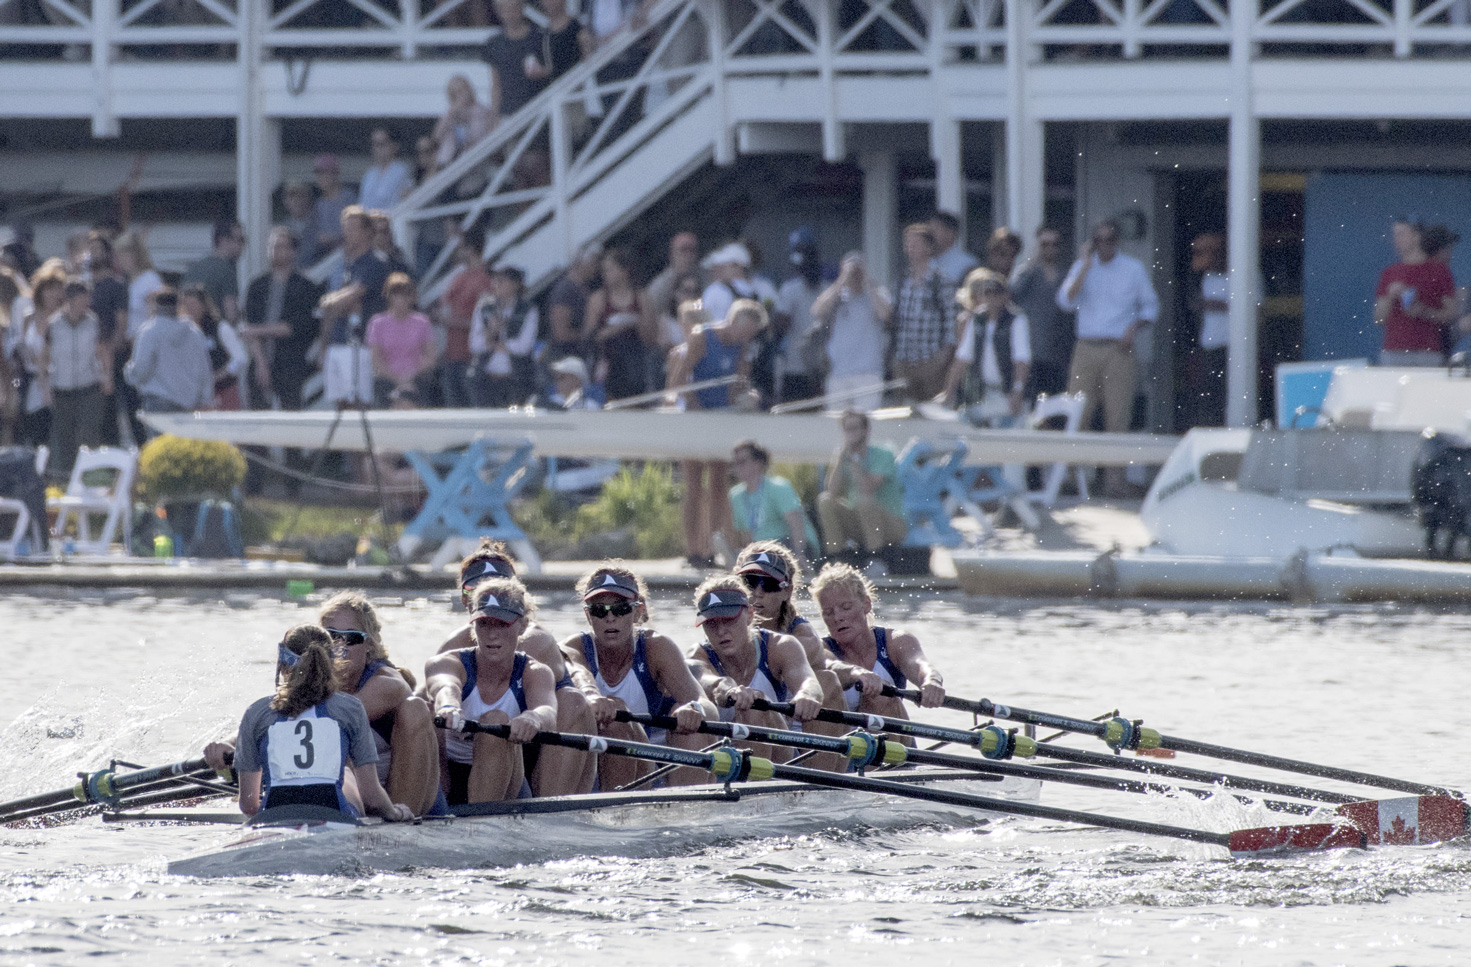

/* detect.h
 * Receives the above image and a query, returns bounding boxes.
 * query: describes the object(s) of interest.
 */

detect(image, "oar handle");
[615,709,907,767]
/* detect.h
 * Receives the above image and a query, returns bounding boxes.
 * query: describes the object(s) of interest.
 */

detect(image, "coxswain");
[809,563,946,724]
[319,591,441,815]
[561,564,715,789]
[426,578,559,804]
[435,540,596,795]
[232,624,413,822]
[686,575,824,763]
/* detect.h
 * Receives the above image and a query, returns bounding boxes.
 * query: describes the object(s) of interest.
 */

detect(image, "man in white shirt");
[930,211,980,287]
[1056,219,1159,494]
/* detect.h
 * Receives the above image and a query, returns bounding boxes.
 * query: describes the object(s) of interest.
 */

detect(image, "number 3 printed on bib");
[267,711,343,783]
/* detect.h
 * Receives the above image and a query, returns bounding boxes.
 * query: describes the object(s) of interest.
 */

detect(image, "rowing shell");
[163,770,1040,877]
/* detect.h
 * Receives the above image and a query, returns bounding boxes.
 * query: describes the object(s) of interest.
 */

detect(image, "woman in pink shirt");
[367,273,437,406]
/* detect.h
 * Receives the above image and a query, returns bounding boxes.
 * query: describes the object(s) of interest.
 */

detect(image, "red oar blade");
[1228,823,1366,856]
[1336,795,1468,845]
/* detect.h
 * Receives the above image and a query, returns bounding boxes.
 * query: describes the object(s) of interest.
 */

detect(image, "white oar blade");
[1336,795,1468,845]
[1227,822,1366,856]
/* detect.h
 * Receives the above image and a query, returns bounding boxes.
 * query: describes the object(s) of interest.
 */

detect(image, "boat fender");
[1101,716,1162,753]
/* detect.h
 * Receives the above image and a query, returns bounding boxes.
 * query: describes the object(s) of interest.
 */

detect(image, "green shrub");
[137,435,248,503]
[576,463,685,558]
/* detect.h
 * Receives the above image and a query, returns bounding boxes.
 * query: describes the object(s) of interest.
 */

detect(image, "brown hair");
[271,625,338,718]
[458,537,514,583]
[694,574,751,615]
[383,272,416,301]
[735,540,803,631]
[469,576,536,620]
[575,561,651,617]
[903,222,935,248]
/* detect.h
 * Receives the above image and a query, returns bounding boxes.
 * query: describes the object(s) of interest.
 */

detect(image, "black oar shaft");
[767,762,1230,847]
[892,687,1453,797]
[753,698,1355,805]
[0,756,218,822]
[628,712,1318,815]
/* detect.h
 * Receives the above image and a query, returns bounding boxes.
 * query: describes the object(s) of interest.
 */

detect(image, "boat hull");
[167,772,1040,877]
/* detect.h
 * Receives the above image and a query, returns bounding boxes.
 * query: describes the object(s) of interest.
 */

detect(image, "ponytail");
[271,624,337,718]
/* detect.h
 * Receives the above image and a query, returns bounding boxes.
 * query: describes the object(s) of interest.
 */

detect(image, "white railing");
[6,0,1471,63]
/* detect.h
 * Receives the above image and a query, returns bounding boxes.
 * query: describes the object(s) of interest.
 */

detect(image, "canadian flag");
[1336,795,1467,845]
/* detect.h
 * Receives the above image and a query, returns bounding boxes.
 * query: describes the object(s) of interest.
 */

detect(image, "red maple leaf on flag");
[1383,814,1417,845]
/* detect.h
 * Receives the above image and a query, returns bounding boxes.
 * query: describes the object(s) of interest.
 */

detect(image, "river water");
[1,588,1469,966]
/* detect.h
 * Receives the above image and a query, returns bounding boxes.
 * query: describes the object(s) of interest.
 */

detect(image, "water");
[2,589,1471,965]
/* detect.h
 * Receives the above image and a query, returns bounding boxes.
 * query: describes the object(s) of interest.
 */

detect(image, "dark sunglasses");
[586,600,636,619]
[325,628,368,647]
[741,573,784,594]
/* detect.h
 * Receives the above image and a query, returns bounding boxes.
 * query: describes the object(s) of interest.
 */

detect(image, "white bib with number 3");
[266,707,343,785]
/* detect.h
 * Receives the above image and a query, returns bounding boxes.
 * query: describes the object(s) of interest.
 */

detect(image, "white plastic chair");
[48,446,137,555]
[0,446,49,559]
[1026,392,1091,507]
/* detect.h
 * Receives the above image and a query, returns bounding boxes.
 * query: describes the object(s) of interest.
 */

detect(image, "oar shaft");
[0,756,220,822]
[767,762,1230,847]
[890,687,1455,797]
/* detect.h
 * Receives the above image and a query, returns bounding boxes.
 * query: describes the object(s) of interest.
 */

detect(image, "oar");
[0,757,222,824]
[616,711,1320,815]
[882,686,1457,797]
[746,698,1360,805]
[443,718,1364,855]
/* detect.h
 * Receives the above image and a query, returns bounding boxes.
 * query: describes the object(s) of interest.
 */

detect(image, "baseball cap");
[550,356,591,386]
[461,557,514,588]
[583,571,640,601]
[736,551,791,586]
[695,589,749,624]
[475,593,525,623]
[701,242,751,269]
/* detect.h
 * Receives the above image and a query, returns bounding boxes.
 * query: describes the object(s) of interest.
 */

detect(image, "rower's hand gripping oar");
[440,717,1366,856]
[882,685,1458,799]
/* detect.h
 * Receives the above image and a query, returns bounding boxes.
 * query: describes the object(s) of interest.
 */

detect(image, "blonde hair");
[271,625,338,718]
[808,562,876,604]
[318,591,417,689]
[115,230,154,274]
[470,576,536,620]
[694,573,748,605]
[727,298,768,330]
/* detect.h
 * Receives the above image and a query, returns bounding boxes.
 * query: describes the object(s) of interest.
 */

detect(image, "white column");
[1002,0,1043,238]
[90,0,118,137]
[236,0,278,286]
[932,119,963,221]
[859,148,897,286]
[1226,0,1259,427]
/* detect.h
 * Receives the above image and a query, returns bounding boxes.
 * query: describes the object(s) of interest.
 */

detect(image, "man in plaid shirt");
[892,223,955,400]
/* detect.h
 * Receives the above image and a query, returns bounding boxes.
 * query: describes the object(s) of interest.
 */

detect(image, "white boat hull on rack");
[139,408,1178,466]
[165,771,1040,877]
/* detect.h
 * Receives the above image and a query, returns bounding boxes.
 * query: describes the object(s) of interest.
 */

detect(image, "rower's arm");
[684,645,733,706]
[423,653,469,720]
[516,626,568,680]
[770,633,824,715]
[354,668,411,721]
[558,633,600,699]
[888,629,946,708]
[435,626,473,655]
[516,660,560,735]
[352,763,412,821]
[238,771,262,816]
[648,633,717,719]
[791,622,829,673]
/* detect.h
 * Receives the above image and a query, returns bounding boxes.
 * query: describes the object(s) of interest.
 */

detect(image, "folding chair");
[48,446,138,555]
[1026,392,1091,507]
[0,446,49,559]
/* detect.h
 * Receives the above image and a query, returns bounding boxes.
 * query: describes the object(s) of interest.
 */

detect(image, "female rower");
[435,540,596,795]
[809,563,946,723]
[233,624,413,822]
[426,578,559,804]
[686,575,824,763]
[319,592,440,815]
[561,564,715,789]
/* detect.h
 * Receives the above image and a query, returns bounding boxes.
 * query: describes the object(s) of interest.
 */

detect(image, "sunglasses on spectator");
[586,600,636,619]
[326,628,368,647]
[741,574,785,593]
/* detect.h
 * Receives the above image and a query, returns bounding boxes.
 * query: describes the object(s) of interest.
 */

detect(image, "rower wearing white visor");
[686,575,824,764]
[435,539,595,796]
[426,578,558,805]
[561,564,715,790]
[233,624,413,823]
[810,563,946,724]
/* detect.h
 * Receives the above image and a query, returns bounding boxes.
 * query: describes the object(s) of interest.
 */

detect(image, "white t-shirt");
[701,277,756,325]
[127,270,165,341]
[826,287,890,379]
[775,277,821,374]
[359,160,415,212]
[955,312,1032,388]
[1199,271,1229,350]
